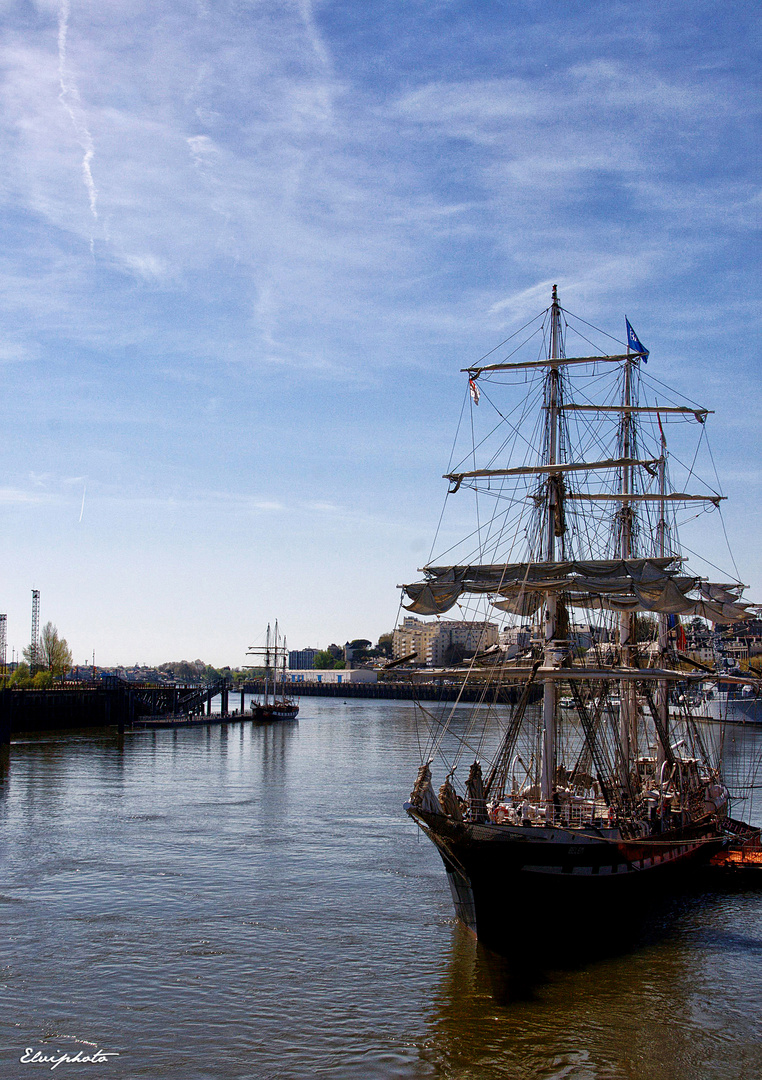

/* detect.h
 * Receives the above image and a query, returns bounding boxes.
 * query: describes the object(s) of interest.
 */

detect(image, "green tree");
[313,649,346,670]
[376,633,393,658]
[23,622,73,678]
[176,661,198,683]
[346,638,372,662]
[8,661,31,687]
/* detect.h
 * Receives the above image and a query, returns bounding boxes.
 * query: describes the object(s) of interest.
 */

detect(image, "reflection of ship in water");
[425,897,760,1078]
[257,718,298,784]
[253,717,299,833]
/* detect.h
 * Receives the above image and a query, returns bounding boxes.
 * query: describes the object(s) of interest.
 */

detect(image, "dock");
[129,709,254,730]
[0,677,230,739]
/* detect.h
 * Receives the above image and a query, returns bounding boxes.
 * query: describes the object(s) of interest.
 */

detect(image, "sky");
[0,0,760,667]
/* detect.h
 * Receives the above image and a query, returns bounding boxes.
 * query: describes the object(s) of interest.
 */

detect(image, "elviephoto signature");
[20,1047,119,1070]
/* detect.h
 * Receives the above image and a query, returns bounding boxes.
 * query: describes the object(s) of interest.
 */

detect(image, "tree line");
[2,629,395,688]
[2,622,73,688]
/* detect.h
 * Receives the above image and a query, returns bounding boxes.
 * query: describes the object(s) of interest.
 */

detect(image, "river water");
[1,698,761,1079]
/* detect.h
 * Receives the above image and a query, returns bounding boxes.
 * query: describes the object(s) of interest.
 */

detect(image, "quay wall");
[0,686,127,737]
[0,678,532,740]
[0,680,221,739]
[241,679,528,704]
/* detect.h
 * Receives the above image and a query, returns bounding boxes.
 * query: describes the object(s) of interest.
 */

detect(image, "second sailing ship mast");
[619,340,636,783]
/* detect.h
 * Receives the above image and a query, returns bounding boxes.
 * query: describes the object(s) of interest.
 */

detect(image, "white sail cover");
[401,558,755,622]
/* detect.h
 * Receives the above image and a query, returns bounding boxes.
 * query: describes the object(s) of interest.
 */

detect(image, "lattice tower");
[30,590,40,672]
[0,614,6,672]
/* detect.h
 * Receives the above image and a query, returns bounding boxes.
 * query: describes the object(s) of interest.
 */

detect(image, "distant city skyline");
[1,1,759,666]
[1,591,387,669]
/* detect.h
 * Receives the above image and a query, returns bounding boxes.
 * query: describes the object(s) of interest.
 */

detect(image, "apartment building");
[393,616,498,667]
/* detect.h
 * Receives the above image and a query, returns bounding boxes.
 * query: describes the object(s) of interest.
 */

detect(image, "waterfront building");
[285,668,377,685]
[498,624,532,657]
[392,616,498,666]
[392,617,442,664]
[288,648,318,670]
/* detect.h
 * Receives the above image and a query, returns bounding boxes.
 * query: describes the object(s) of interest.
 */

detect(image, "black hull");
[252,703,299,721]
[408,808,726,954]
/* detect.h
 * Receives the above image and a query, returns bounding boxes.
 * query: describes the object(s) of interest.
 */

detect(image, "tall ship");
[402,286,760,951]
[246,622,299,721]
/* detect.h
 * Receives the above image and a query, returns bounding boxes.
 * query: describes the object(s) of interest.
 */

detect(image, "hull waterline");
[407,806,726,952]
[253,703,299,721]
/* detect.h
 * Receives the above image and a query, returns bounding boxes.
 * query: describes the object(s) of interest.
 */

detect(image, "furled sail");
[401,557,756,621]
[444,456,659,492]
[465,352,643,376]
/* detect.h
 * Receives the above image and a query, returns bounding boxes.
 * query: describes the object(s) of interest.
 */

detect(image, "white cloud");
[303,500,341,513]
[186,133,217,161]
[57,0,98,232]
[0,487,55,504]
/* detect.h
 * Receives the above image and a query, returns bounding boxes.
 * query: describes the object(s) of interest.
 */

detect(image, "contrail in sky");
[57,1,98,243]
[79,483,86,523]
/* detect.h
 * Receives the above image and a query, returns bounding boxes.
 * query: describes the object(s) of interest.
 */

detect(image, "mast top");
[549,285,562,362]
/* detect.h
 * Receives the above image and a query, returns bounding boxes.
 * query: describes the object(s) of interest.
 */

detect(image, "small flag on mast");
[667,613,687,651]
[625,318,649,362]
[469,377,480,405]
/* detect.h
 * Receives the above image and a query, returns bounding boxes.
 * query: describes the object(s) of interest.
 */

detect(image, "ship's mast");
[656,423,670,768]
[265,622,272,707]
[273,621,282,701]
[269,622,276,704]
[619,349,637,781]
[281,635,288,702]
[540,285,563,803]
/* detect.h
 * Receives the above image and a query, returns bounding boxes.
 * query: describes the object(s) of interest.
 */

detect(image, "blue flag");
[625,318,649,361]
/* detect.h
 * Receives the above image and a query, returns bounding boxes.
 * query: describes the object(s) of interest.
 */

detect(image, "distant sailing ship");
[246,623,299,721]
[402,286,761,951]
